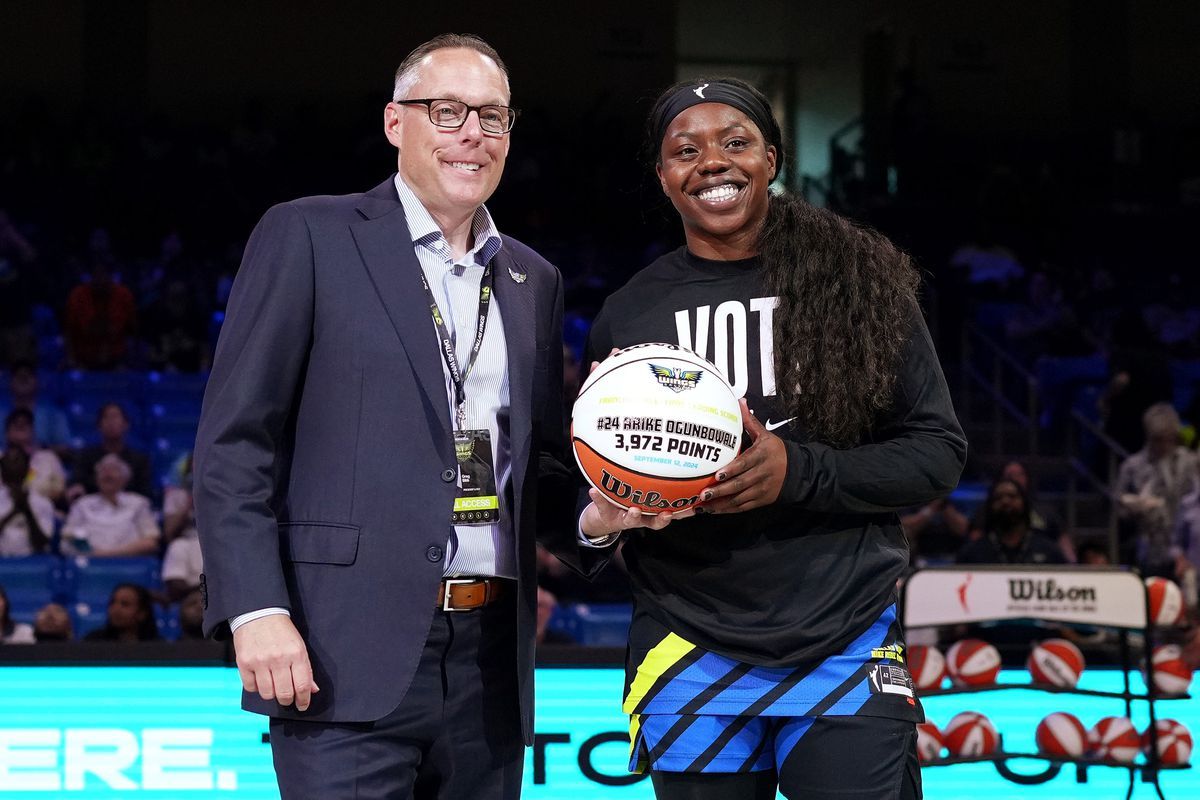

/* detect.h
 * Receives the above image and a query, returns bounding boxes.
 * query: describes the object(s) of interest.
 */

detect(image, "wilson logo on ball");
[599,469,700,510]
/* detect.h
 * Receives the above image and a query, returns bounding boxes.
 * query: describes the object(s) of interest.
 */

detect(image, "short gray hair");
[391,33,510,103]
[95,453,132,484]
[1143,402,1181,438]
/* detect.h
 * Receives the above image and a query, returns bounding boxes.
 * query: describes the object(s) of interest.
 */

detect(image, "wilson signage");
[903,567,1147,629]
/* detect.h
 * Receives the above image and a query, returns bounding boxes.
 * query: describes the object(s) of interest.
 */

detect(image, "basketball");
[1147,644,1193,695]
[1036,712,1088,757]
[1027,638,1085,688]
[571,343,743,513]
[1142,719,1192,765]
[1089,717,1141,762]
[946,639,1002,687]
[943,711,999,757]
[916,722,945,763]
[908,644,947,691]
[1145,577,1184,627]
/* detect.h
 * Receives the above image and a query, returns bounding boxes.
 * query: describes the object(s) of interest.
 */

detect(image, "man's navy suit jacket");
[194,176,594,743]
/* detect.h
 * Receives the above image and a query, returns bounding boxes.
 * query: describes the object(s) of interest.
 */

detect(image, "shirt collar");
[393,174,503,267]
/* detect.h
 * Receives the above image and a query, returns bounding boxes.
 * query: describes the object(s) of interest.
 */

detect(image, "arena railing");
[1065,409,1130,565]
[959,323,1040,455]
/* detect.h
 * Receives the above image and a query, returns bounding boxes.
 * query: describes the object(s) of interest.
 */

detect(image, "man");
[194,34,604,799]
[62,453,160,557]
[956,478,1066,565]
[70,403,154,500]
[1115,402,1199,577]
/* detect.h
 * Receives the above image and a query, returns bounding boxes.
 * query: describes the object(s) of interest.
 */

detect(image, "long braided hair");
[760,194,920,447]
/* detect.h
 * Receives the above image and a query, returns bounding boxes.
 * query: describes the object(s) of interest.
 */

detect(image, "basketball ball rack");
[901,565,1192,800]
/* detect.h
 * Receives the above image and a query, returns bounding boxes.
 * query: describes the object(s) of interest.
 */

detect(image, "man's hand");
[700,399,787,514]
[580,488,690,540]
[232,615,320,711]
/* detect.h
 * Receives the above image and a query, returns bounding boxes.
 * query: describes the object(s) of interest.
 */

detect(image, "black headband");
[650,80,782,161]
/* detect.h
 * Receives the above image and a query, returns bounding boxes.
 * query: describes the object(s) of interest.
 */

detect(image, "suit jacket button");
[426,545,443,562]
[441,468,456,483]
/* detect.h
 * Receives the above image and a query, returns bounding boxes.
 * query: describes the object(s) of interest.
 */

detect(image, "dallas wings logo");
[649,363,702,393]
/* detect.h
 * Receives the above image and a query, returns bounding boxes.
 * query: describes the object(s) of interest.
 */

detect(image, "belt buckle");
[442,577,478,612]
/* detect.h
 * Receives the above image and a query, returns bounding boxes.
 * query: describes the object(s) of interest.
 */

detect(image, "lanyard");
[419,261,494,429]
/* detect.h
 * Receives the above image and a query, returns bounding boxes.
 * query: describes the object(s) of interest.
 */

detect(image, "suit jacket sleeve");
[194,203,315,637]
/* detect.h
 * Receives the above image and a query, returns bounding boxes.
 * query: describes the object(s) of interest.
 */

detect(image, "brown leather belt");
[436,578,506,611]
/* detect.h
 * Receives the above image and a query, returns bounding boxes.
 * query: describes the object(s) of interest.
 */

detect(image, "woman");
[82,583,160,642]
[0,445,53,557]
[0,585,35,644]
[578,79,966,799]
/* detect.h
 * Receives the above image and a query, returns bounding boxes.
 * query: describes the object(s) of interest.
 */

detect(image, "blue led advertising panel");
[0,667,1194,798]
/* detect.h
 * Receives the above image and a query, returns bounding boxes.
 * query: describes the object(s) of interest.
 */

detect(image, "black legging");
[651,769,779,800]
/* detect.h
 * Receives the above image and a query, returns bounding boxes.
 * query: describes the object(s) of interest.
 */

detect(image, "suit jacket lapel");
[493,245,534,462]
[351,178,453,437]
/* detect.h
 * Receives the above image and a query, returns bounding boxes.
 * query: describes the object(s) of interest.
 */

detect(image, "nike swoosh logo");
[765,417,796,431]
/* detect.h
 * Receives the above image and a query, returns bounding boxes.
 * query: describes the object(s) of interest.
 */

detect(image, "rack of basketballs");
[911,576,1192,793]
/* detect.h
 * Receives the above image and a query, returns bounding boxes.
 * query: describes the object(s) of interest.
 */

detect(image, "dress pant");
[270,590,523,800]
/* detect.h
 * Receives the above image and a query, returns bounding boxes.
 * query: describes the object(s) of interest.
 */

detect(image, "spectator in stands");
[143,279,211,373]
[0,361,71,448]
[968,459,1071,559]
[70,403,153,500]
[0,209,39,366]
[178,588,206,640]
[535,586,573,646]
[1114,403,1199,577]
[82,583,160,642]
[0,585,35,644]
[901,497,970,564]
[162,465,201,601]
[1076,541,1113,565]
[62,454,160,557]
[3,408,67,504]
[32,602,72,642]
[64,256,138,371]
[0,447,54,556]
[957,478,1067,565]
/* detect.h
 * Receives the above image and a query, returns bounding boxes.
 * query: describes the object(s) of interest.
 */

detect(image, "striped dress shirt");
[393,175,515,580]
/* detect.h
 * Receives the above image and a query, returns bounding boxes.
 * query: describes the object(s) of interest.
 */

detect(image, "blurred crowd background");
[2,2,1199,663]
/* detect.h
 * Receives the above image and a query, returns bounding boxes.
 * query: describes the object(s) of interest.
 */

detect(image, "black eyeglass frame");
[397,98,518,134]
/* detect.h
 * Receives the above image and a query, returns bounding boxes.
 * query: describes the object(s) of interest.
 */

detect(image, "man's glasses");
[397,99,517,134]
